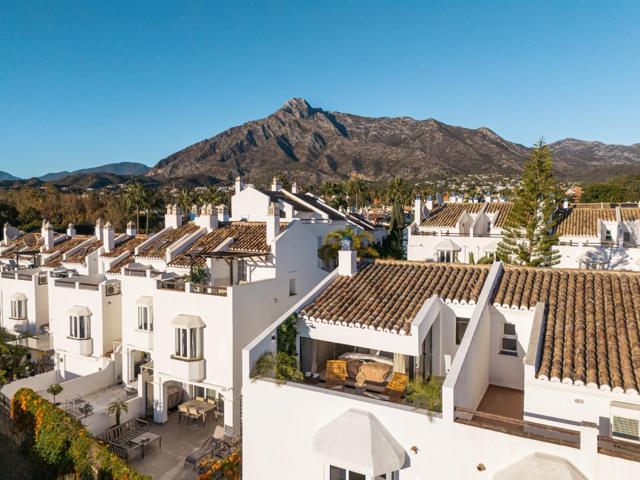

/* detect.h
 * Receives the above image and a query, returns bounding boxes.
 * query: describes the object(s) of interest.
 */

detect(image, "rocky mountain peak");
[280,97,315,118]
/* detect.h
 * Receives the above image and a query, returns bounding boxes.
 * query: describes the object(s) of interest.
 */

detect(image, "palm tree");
[385,177,410,205]
[124,182,148,231]
[406,377,443,415]
[318,226,379,265]
[177,190,194,219]
[107,400,129,426]
[252,352,303,384]
[47,383,63,405]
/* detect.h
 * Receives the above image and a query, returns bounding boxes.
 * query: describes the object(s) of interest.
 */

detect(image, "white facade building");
[407,198,640,271]
[243,253,640,479]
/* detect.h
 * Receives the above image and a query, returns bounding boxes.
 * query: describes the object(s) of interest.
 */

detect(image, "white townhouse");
[407,195,512,265]
[243,249,640,479]
[0,221,91,337]
[115,201,331,436]
[555,204,640,270]
[232,176,387,245]
[408,198,640,271]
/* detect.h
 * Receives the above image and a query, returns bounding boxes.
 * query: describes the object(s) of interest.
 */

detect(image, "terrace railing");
[598,435,640,463]
[454,407,581,448]
[190,283,228,296]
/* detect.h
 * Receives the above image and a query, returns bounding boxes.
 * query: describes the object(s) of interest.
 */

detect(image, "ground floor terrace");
[129,410,225,480]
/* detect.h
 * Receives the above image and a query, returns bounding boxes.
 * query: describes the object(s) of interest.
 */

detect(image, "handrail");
[190,283,228,296]
[598,435,640,462]
[454,407,580,448]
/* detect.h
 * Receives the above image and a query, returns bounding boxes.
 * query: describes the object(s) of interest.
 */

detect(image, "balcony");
[598,435,640,462]
[169,355,205,382]
[189,283,227,296]
[66,337,93,356]
[132,329,154,351]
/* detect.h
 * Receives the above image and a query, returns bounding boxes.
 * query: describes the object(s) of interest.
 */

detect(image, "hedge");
[10,388,149,480]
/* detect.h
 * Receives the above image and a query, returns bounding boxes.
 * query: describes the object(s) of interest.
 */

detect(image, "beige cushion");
[359,362,391,383]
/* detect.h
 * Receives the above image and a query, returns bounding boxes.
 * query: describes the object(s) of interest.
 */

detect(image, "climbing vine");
[10,388,149,480]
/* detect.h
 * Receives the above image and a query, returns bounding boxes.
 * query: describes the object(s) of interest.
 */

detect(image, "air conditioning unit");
[105,283,119,296]
[611,401,640,443]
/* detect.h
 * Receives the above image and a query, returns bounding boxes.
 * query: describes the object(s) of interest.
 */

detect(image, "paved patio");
[129,411,224,480]
[477,384,524,419]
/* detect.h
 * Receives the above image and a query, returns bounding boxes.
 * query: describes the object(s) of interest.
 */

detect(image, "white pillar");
[153,379,169,423]
[338,238,357,276]
[222,393,241,437]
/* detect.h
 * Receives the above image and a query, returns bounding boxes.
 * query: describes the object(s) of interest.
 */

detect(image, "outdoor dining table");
[130,431,161,459]
[179,399,217,424]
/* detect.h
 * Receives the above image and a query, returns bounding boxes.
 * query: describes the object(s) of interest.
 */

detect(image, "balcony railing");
[190,283,228,296]
[156,278,186,291]
[598,435,640,462]
[454,407,580,448]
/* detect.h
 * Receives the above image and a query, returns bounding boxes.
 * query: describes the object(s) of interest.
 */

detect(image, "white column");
[153,378,168,423]
[222,393,241,437]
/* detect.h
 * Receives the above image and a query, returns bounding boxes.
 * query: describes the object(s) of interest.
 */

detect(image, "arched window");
[68,306,91,339]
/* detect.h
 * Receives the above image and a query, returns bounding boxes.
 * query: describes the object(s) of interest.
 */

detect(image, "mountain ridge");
[39,162,150,182]
[147,98,640,183]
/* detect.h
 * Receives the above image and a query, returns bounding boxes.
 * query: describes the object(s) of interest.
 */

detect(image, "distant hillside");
[0,171,19,181]
[147,98,640,184]
[40,162,149,182]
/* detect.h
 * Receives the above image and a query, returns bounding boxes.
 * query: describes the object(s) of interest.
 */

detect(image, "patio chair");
[325,360,348,390]
[178,404,189,423]
[195,396,205,402]
[207,398,216,405]
[385,372,409,400]
[188,407,203,424]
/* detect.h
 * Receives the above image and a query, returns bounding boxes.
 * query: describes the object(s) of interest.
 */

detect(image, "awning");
[10,292,27,301]
[68,305,91,316]
[312,409,406,476]
[434,238,461,252]
[136,296,153,307]
[171,314,204,329]
[483,239,501,253]
[494,453,587,480]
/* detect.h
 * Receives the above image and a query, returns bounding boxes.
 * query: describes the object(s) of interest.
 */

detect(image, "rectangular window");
[455,317,469,345]
[500,322,518,356]
[605,230,612,241]
[10,299,26,319]
[174,327,201,359]
[237,259,247,282]
[137,306,153,331]
[329,467,368,480]
[69,315,90,339]
[289,278,297,296]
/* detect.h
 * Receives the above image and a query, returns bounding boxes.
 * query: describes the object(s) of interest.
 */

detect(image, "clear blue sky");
[1,0,639,178]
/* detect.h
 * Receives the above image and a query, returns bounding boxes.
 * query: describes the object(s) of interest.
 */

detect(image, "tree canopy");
[496,140,561,267]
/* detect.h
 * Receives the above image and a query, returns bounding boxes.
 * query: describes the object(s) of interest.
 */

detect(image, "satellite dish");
[6,230,19,241]
[22,233,38,249]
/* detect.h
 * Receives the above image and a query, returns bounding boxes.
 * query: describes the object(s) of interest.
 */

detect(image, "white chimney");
[563,198,569,209]
[165,204,183,229]
[217,204,229,223]
[66,223,76,237]
[126,221,136,236]
[95,218,104,241]
[414,194,423,224]
[195,204,218,232]
[2,223,18,246]
[103,221,115,253]
[42,220,55,251]
[235,176,244,195]
[426,195,434,211]
[338,237,357,276]
[266,202,280,245]
[271,176,282,192]
[291,181,299,194]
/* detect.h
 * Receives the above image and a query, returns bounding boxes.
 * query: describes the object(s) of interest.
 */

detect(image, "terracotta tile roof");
[621,208,640,222]
[421,203,483,228]
[42,236,92,266]
[107,255,135,274]
[137,223,199,259]
[485,202,513,228]
[301,260,490,335]
[101,235,148,258]
[556,208,616,236]
[494,266,640,393]
[63,239,102,264]
[573,203,614,209]
[169,222,271,267]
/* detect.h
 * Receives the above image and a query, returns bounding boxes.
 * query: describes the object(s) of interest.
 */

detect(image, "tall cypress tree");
[383,197,406,259]
[496,139,561,267]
